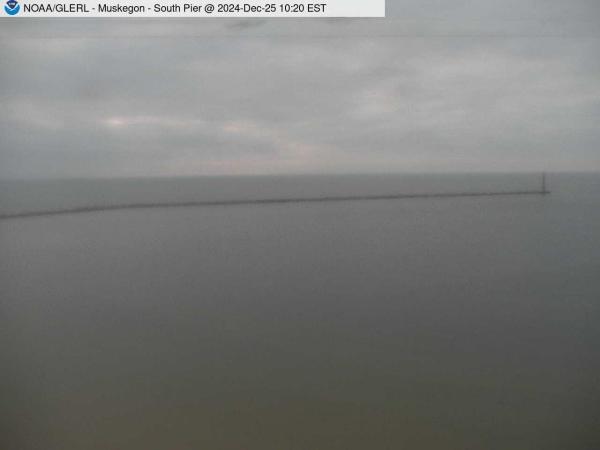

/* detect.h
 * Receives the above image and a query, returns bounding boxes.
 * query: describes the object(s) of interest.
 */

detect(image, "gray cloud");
[1,0,599,178]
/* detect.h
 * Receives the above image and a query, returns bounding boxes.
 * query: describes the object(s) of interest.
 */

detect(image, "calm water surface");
[1,174,599,449]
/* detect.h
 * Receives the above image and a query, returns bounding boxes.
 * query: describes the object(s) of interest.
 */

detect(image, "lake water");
[1,173,599,449]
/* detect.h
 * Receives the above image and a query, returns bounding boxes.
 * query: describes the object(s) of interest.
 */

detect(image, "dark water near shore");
[1,173,600,450]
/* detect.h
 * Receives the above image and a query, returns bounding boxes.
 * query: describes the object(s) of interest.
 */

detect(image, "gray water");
[1,173,599,450]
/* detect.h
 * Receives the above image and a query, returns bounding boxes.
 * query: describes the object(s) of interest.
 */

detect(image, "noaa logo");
[4,0,20,15]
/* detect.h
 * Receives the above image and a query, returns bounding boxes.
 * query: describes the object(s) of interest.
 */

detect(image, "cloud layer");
[1,0,599,178]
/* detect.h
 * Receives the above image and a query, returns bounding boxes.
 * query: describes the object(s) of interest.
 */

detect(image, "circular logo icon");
[5,0,20,15]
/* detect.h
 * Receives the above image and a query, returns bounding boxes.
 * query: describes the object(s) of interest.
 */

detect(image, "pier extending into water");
[0,175,550,220]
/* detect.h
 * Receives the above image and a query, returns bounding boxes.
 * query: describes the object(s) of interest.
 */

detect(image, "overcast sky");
[1,0,599,178]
